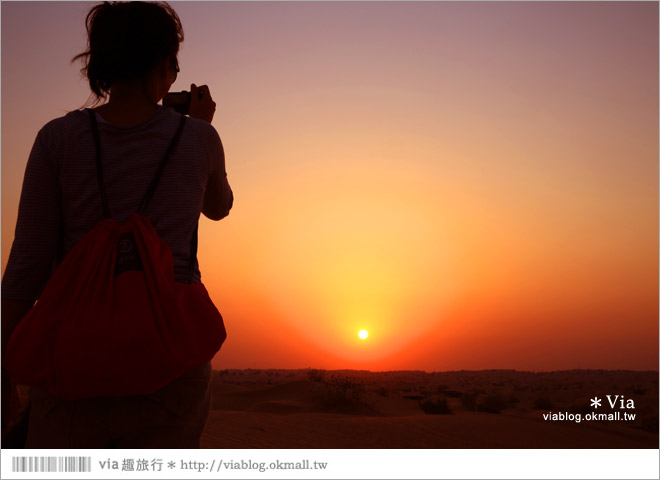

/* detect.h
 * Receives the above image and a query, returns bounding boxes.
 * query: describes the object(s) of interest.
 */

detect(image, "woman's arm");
[1,300,33,430]
[202,135,233,221]
[2,124,62,302]
[187,83,233,221]
[2,122,62,427]
[1,300,34,363]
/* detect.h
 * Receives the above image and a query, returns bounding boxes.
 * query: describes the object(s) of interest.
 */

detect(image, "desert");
[201,369,659,449]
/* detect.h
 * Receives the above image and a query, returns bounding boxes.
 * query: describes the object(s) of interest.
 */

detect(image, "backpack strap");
[189,222,199,283]
[88,109,199,282]
[87,109,187,216]
[88,110,112,219]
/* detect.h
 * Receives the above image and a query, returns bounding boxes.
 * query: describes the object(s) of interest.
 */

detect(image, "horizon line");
[212,367,660,374]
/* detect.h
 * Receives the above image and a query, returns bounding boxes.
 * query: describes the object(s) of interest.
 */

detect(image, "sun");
[358,330,368,339]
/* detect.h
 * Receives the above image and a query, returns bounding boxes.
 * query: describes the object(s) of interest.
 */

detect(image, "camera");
[163,91,192,115]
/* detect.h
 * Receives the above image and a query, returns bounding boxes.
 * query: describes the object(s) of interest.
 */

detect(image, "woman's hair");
[72,1,183,102]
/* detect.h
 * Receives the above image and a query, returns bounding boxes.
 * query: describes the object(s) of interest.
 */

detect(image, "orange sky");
[2,1,658,371]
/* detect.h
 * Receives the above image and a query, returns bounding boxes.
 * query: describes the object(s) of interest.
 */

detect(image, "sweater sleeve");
[2,125,62,301]
[197,122,233,221]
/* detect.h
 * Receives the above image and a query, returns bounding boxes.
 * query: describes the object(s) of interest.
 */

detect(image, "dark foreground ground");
[201,369,659,448]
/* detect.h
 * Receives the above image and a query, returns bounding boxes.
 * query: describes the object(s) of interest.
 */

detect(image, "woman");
[1,1,233,448]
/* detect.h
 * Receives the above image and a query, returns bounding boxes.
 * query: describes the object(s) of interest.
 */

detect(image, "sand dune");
[201,369,659,449]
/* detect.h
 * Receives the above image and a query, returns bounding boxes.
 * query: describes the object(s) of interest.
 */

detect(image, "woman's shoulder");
[39,109,89,133]
[178,111,221,144]
[32,110,90,154]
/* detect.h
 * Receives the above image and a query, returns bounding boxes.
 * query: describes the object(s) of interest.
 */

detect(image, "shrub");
[478,394,509,414]
[306,369,326,383]
[632,386,647,395]
[460,392,478,411]
[534,396,555,410]
[316,375,377,413]
[445,390,463,398]
[419,397,452,415]
[377,386,390,398]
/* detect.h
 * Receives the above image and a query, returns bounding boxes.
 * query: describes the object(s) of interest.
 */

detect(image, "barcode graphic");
[11,457,92,473]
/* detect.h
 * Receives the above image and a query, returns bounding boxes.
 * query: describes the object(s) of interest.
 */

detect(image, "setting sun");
[358,330,368,340]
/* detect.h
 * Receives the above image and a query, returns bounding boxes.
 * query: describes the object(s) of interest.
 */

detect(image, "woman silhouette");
[1,1,233,448]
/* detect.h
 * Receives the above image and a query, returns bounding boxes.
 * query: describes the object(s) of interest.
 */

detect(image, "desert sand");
[201,369,659,449]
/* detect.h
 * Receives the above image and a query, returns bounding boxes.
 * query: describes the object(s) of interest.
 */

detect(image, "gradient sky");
[1,1,658,371]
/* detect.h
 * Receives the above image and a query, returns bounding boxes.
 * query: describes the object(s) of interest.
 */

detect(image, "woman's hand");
[189,84,216,123]
[2,299,33,431]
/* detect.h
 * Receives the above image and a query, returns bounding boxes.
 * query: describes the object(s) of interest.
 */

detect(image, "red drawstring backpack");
[3,110,227,400]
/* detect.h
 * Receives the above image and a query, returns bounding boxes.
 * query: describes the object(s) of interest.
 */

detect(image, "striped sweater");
[2,106,233,300]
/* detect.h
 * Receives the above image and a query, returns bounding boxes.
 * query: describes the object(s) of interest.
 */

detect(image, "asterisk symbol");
[168,461,176,469]
[590,397,602,409]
